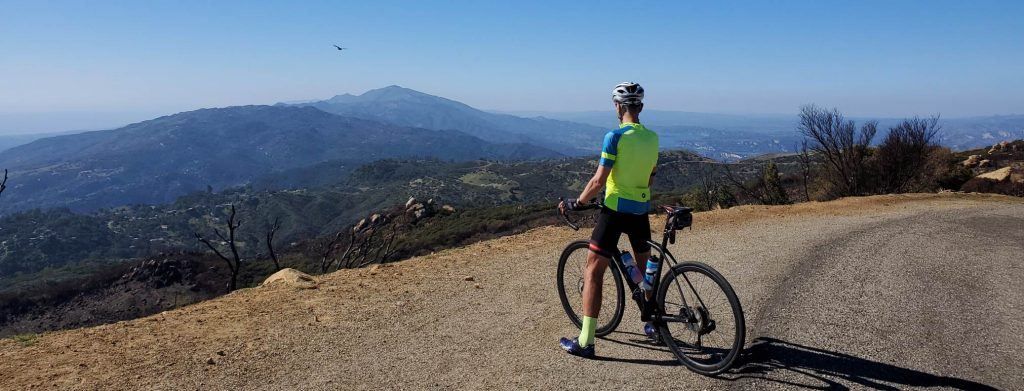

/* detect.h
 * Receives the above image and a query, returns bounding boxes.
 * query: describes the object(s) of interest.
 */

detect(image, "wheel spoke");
[558,243,625,335]
[656,264,744,373]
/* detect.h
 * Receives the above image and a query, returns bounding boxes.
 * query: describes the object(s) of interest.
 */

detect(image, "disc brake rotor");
[679,306,715,335]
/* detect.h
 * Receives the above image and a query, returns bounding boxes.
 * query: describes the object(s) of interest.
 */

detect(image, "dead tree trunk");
[0,169,7,199]
[697,164,720,210]
[318,231,346,273]
[265,217,282,271]
[195,204,243,291]
[797,139,813,202]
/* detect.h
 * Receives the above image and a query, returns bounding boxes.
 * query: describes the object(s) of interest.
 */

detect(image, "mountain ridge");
[0,105,560,214]
[284,85,606,153]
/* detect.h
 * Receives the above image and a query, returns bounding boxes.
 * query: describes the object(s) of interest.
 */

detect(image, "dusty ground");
[1,193,1022,390]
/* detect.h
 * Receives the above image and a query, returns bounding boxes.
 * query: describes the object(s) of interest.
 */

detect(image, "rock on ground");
[261,268,318,289]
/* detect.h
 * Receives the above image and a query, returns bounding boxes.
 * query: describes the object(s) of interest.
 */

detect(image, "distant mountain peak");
[358,85,456,103]
[275,86,604,154]
[378,84,411,91]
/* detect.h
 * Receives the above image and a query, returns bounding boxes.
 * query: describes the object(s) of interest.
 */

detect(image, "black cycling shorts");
[589,207,652,257]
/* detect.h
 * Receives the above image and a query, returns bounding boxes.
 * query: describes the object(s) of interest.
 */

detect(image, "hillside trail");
[1,193,1022,390]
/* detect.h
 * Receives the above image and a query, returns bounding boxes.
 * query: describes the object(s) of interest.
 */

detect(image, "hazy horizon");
[3,1,1022,134]
[2,84,1023,135]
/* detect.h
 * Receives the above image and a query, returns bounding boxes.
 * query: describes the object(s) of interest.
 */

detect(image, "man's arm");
[578,165,611,204]
[649,166,657,187]
[560,130,616,212]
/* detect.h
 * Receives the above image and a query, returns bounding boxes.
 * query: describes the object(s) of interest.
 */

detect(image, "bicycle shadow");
[593,331,679,366]
[722,337,999,390]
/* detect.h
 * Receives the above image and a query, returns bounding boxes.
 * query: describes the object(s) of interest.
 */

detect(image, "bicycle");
[555,199,746,375]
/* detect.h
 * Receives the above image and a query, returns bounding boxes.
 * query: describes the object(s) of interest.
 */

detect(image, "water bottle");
[619,251,643,285]
[641,257,659,291]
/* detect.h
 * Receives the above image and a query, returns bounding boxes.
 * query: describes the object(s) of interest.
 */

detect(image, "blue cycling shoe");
[643,322,659,340]
[559,337,595,358]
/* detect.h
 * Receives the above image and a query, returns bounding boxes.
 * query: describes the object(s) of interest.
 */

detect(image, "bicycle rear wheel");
[556,240,625,337]
[657,262,745,375]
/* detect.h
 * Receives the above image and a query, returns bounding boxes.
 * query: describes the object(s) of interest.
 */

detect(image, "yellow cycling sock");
[578,316,596,347]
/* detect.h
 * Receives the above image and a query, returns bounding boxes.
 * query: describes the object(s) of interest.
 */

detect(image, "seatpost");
[661,220,671,249]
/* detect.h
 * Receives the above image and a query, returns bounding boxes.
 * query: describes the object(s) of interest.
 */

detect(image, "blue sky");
[1,0,1022,133]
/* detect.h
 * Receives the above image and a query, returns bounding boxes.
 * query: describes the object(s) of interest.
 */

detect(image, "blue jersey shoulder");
[599,126,631,167]
[601,126,632,155]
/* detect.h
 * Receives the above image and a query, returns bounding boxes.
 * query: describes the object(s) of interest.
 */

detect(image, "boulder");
[962,155,982,167]
[979,159,992,168]
[976,167,1014,182]
[405,197,417,209]
[262,268,318,289]
[988,140,1014,154]
[441,205,456,214]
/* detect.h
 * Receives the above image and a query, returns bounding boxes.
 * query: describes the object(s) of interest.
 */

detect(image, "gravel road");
[1,193,1021,390]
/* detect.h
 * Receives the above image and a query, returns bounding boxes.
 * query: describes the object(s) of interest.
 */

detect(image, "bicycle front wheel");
[556,240,625,337]
[657,262,745,375]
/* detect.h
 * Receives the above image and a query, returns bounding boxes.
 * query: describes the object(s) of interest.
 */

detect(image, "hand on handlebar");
[563,198,582,213]
[558,197,591,231]
[559,197,599,214]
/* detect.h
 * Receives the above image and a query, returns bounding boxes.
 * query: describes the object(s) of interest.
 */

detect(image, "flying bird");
[333,44,347,51]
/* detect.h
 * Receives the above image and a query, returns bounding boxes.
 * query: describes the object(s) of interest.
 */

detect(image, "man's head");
[612,82,644,122]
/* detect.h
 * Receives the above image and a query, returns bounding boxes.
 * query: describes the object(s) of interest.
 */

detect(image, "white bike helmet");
[612,82,644,105]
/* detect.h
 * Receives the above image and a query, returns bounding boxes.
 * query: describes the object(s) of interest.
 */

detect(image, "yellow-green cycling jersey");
[598,122,659,215]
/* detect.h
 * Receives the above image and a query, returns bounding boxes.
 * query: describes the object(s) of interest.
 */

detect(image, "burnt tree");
[799,105,876,197]
[317,231,348,273]
[872,116,941,193]
[195,204,243,290]
[723,162,790,206]
[316,212,406,273]
[265,217,283,271]
[797,139,813,201]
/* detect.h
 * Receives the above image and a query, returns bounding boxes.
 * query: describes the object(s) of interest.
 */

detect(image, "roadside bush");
[801,105,951,197]
[799,105,876,198]
[869,116,941,193]
[725,161,791,205]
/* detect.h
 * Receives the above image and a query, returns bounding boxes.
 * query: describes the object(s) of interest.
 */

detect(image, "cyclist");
[558,82,659,358]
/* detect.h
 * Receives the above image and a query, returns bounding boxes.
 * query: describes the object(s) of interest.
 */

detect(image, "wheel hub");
[680,306,716,335]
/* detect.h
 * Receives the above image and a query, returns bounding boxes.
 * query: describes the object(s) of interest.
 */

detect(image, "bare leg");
[582,250,611,318]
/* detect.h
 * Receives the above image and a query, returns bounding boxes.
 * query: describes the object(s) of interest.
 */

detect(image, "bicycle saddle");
[663,206,693,216]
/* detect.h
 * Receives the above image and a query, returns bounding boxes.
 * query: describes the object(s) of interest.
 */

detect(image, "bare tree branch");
[0,169,7,199]
[194,204,243,290]
[797,139,813,202]
[265,217,282,271]
[799,105,876,197]
[318,231,345,273]
[873,116,941,193]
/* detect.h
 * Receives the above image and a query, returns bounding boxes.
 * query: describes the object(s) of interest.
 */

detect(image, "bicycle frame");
[609,228,699,326]
[558,199,708,328]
